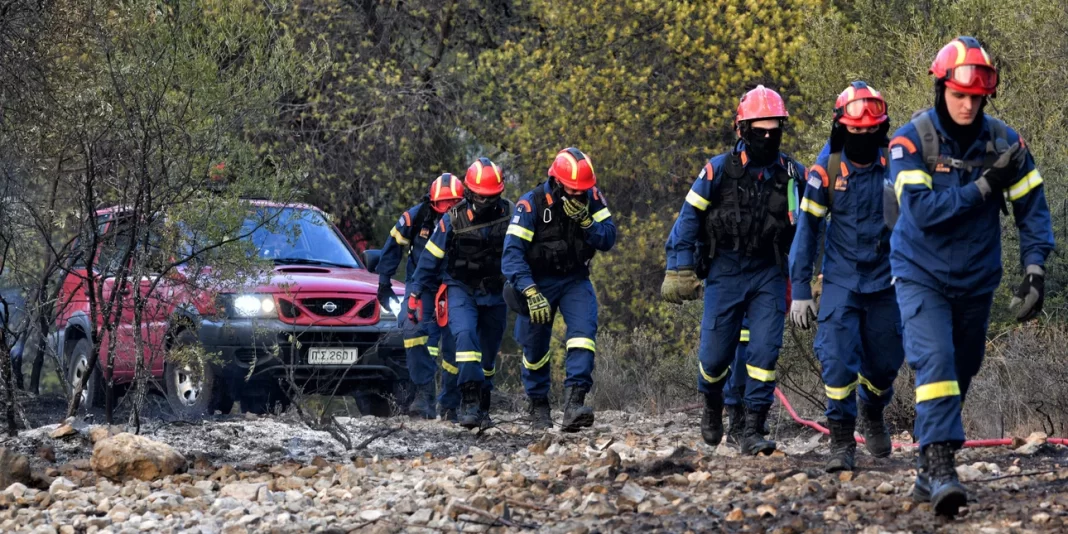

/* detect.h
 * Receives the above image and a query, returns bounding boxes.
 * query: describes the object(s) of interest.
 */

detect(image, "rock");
[838,471,854,482]
[361,509,387,521]
[220,482,266,501]
[88,425,123,444]
[761,473,778,486]
[295,466,318,478]
[577,493,617,518]
[955,464,983,482]
[463,475,481,490]
[211,465,237,481]
[51,423,78,439]
[49,476,76,494]
[598,449,622,469]
[408,508,433,524]
[36,446,56,463]
[90,433,186,482]
[529,435,553,455]
[1032,512,1051,524]
[836,490,859,505]
[470,495,493,511]
[756,504,777,518]
[0,448,31,488]
[336,464,361,488]
[791,472,809,484]
[311,456,330,468]
[4,482,28,497]
[687,471,711,484]
[1015,432,1048,456]
[725,508,744,522]
[876,482,895,494]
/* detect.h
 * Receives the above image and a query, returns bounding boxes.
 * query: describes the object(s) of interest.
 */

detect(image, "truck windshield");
[240,207,360,269]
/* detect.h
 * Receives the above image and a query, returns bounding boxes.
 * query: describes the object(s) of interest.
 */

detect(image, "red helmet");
[463,157,505,197]
[736,85,789,124]
[834,81,888,128]
[930,36,998,96]
[548,147,596,191]
[428,173,464,213]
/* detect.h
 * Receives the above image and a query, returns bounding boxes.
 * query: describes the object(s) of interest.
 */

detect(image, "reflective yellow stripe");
[699,362,730,384]
[1007,169,1042,201]
[685,190,710,211]
[592,208,611,222]
[441,360,458,375]
[799,197,828,218]
[456,351,481,363]
[389,227,410,246]
[523,351,552,371]
[915,380,960,403]
[424,240,445,259]
[825,381,858,400]
[403,336,428,348]
[483,366,496,377]
[507,224,534,242]
[565,338,596,352]
[739,329,750,343]
[427,346,440,357]
[746,364,776,382]
[858,374,887,396]
[894,170,933,202]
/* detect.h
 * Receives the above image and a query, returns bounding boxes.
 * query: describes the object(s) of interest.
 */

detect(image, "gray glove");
[790,299,818,330]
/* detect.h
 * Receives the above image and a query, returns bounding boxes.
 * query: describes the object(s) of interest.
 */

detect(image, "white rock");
[408,508,434,524]
[219,483,265,502]
[50,477,77,495]
[5,482,28,498]
[360,509,387,521]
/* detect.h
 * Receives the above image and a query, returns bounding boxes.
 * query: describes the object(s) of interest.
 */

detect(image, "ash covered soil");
[2,399,1068,533]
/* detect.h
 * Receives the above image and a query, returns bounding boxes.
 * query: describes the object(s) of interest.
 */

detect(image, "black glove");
[829,110,846,154]
[1009,265,1045,322]
[979,141,1024,192]
[377,282,395,310]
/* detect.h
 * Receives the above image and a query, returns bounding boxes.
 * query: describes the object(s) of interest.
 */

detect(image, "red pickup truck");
[51,200,407,418]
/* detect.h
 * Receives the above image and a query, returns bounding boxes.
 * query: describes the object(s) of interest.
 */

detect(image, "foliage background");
[3,0,1067,435]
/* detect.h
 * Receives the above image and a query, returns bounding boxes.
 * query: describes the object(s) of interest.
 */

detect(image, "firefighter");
[377,174,463,420]
[889,37,1053,516]
[663,85,805,456]
[502,148,616,432]
[409,158,512,429]
[789,81,904,473]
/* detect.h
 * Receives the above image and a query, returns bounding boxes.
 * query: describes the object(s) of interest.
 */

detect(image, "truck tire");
[67,338,104,410]
[164,330,216,420]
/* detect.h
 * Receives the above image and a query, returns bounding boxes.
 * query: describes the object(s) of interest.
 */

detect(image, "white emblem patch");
[698,168,707,180]
[807,175,822,189]
[511,215,520,224]
[891,146,904,160]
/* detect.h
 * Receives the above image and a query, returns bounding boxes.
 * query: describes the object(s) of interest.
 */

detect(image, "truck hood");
[235,266,402,295]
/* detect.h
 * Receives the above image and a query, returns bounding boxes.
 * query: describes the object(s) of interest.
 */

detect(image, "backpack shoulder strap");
[988,116,1009,143]
[910,110,939,173]
[825,151,840,210]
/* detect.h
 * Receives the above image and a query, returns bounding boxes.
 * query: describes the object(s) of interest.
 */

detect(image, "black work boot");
[741,407,776,456]
[859,399,892,458]
[925,443,967,517]
[725,404,745,447]
[458,383,482,429]
[701,393,725,447]
[441,407,458,424]
[825,418,857,473]
[528,397,552,430]
[479,388,493,427]
[410,382,437,419]
[561,386,594,432]
[912,450,930,502]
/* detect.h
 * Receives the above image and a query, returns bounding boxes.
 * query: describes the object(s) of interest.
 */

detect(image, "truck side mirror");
[363,249,382,274]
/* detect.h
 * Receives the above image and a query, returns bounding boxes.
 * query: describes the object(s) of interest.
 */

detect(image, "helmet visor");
[843,98,887,119]
[949,65,998,91]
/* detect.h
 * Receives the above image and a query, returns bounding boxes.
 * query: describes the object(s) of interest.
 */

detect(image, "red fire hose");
[773,388,1068,448]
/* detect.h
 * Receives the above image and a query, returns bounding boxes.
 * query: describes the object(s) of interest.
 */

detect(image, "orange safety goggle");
[841,98,887,120]
[946,65,998,91]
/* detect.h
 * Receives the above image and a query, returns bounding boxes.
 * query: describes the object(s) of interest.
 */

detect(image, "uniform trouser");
[723,317,751,407]
[401,289,459,408]
[517,277,598,399]
[816,282,905,421]
[697,261,786,412]
[895,279,993,448]
[448,285,507,391]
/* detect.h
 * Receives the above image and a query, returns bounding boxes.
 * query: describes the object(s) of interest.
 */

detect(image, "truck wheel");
[67,338,104,410]
[164,330,215,420]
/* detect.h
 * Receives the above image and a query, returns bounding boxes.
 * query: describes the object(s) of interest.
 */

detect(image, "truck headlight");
[218,294,277,318]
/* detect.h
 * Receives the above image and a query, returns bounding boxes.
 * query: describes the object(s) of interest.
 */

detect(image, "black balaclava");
[550,176,585,201]
[740,124,783,168]
[465,189,498,218]
[843,121,890,165]
[935,82,985,151]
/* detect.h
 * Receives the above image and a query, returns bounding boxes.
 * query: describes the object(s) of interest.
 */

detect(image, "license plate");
[307,347,359,365]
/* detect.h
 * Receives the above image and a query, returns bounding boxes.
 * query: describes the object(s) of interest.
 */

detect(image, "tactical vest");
[409,200,439,259]
[704,154,798,263]
[526,182,596,277]
[445,199,513,293]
